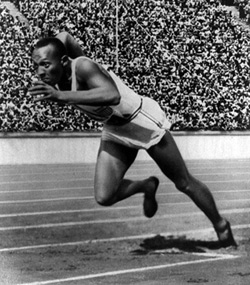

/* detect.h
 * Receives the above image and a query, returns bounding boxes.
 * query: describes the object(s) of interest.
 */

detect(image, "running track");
[0,159,250,285]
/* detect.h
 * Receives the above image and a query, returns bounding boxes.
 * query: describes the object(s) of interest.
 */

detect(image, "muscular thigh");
[94,140,138,198]
[147,131,190,186]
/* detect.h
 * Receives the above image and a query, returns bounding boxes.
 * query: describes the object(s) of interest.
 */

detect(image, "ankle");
[214,218,228,233]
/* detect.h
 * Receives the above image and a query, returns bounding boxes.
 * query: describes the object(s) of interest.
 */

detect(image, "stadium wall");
[0,132,250,165]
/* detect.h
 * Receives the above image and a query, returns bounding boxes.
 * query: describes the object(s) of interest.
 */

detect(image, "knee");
[176,181,192,195]
[175,176,206,196]
[175,177,194,196]
[95,191,114,206]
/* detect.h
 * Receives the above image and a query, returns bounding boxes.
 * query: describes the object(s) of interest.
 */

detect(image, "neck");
[58,60,72,90]
[65,58,72,81]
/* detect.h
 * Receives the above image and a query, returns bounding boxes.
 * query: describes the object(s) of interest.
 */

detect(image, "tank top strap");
[71,58,78,91]
[71,56,89,91]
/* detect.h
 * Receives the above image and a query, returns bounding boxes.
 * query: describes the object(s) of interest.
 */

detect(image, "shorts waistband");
[106,97,143,126]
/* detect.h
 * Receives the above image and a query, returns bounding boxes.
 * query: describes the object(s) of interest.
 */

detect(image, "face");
[32,44,64,86]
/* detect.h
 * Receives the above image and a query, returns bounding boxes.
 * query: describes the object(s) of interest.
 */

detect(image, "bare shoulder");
[74,57,114,87]
[74,57,102,85]
[75,57,101,75]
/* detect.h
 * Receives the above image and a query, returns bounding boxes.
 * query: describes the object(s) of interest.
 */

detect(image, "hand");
[28,81,61,102]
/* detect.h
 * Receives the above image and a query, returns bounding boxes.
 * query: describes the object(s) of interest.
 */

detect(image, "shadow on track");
[131,234,235,255]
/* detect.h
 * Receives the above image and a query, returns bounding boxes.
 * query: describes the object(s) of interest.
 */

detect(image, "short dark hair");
[33,37,67,59]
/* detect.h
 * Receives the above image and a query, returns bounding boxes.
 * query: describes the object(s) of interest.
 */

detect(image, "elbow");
[56,32,69,44]
[112,90,121,105]
[59,31,69,38]
[106,87,120,105]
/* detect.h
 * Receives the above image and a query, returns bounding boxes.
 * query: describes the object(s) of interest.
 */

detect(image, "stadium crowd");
[234,0,250,22]
[0,0,250,132]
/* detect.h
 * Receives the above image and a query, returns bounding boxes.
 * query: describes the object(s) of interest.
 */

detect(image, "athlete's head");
[32,37,68,86]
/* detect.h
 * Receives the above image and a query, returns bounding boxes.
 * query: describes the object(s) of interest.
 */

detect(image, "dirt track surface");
[0,159,249,284]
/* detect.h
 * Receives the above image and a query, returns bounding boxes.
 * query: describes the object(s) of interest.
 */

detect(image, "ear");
[61,55,69,67]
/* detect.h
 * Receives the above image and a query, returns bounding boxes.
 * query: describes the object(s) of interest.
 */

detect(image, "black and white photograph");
[0,0,249,284]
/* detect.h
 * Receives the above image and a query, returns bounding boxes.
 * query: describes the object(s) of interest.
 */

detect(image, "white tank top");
[71,57,142,124]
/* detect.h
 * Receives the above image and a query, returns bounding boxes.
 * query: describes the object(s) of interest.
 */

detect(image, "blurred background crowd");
[234,0,250,22]
[1,0,250,132]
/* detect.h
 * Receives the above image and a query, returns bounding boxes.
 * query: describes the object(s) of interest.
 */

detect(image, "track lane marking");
[0,208,249,231]
[1,163,250,176]
[0,198,250,217]
[1,166,250,177]
[1,224,249,252]
[16,252,240,285]
[1,187,250,195]
[0,197,93,204]
[1,193,250,204]
[2,173,250,184]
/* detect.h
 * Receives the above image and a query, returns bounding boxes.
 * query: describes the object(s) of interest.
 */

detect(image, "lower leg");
[96,176,158,207]
[116,176,159,218]
[179,177,237,247]
[96,176,159,218]
[117,176,158,202]
[181,177,224,229]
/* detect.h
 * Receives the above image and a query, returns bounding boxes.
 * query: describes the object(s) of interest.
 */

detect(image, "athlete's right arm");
[60,58,121,106]
[29,58,121,106]
[56,32,84,58]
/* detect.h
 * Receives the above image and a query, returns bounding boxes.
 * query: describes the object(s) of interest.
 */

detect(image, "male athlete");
[29,32,237,248]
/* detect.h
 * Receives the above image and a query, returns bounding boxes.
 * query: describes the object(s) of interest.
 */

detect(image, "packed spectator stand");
[1,0,250,132]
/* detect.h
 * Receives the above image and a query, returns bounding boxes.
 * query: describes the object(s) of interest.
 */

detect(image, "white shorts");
[101,96,171,149]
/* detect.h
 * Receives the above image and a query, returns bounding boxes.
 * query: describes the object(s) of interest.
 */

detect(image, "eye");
[44,62,50,68]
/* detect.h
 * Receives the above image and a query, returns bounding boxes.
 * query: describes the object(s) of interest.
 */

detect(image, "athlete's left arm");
[56,32,84,59]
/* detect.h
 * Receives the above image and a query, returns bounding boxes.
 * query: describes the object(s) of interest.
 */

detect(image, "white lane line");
[0,170,94,177]
[0,198,250,218]
[1,166,250,177]
[0,207,139,218]
[0,208,250,232]
[1,224,249,253]
[0,162,245,169]
[0,186,88,194]
[2,172,250,185]
[0,197,93,204]
[1,163,250,174]
[1,191,250,204]
[16,253,240,285]
[0,228,215,252]
[0,178,93,185]
[1,186,250,195]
